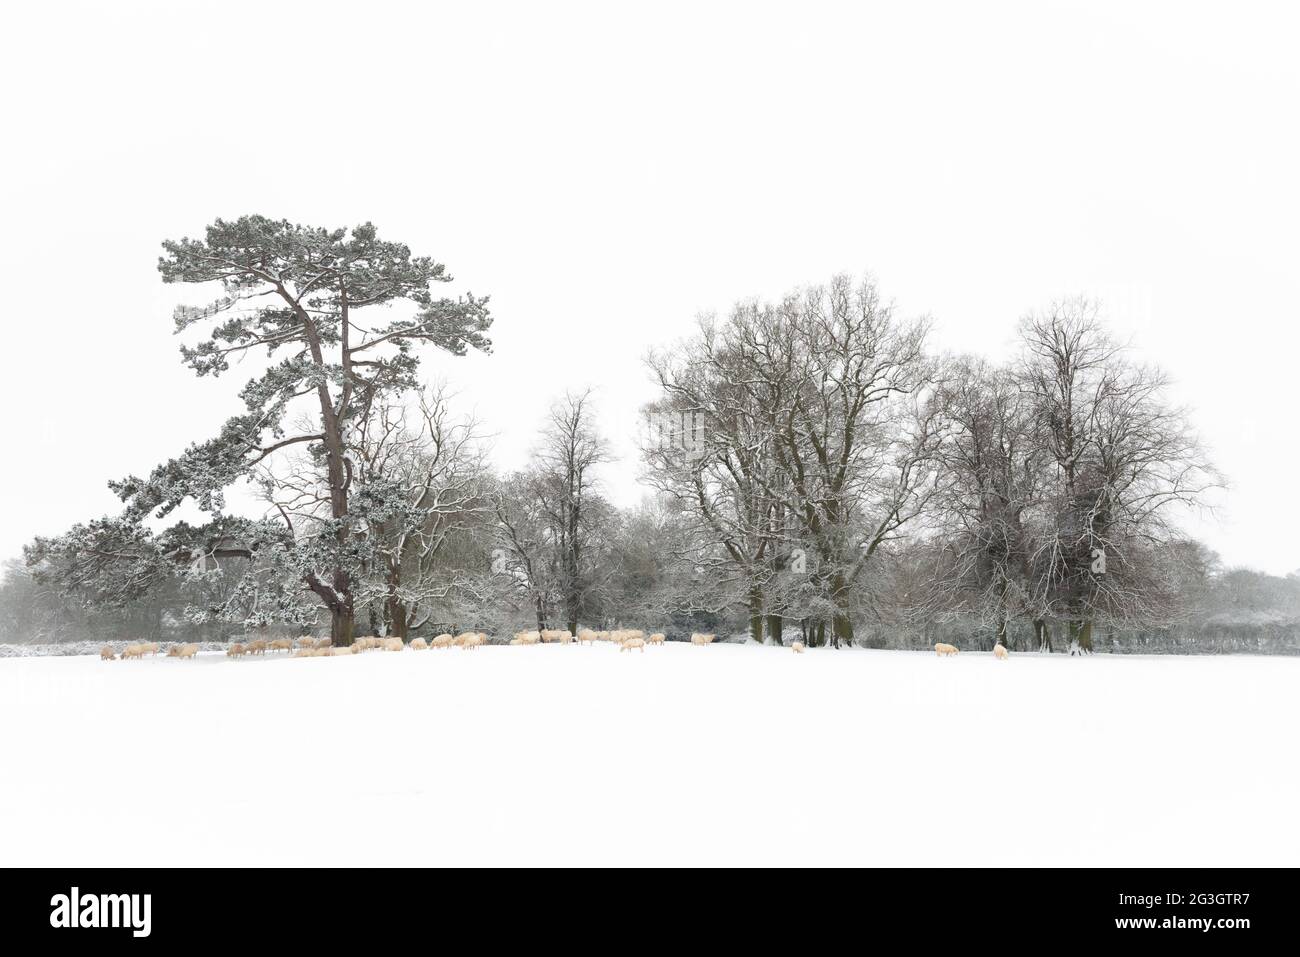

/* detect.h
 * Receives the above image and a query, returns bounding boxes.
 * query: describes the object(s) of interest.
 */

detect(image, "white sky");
[0,1,1296,574]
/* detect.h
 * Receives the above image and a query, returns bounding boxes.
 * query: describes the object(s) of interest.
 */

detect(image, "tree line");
[8,216,1264,654]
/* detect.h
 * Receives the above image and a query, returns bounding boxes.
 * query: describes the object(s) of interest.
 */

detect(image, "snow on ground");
[0,642,1296,866]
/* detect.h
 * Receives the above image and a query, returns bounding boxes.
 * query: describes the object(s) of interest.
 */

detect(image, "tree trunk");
[832,612,854,649]
[386,595,409,641]
[748,585,764,644]
[331,608,355,646]
[1034,618,1053,653]
[1068,618,1094,655]
[766,613,783,646]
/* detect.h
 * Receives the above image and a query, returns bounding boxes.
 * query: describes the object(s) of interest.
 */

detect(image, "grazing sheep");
[934,643,959,657]
[410,637,429,650]
[431,633,454,649]
[121,644,145,660]
[792,641,805,653]
[176,643,199,659]
[100,645,116,661]
[620,637,646,653]
[165,644,181,657]
[139,641,161,656]
[245,639,267,656]
[314,637,332,650]
[647,633,665,646]
[993,643,1009,660]
[461,633,486,651]
[227,643,246,658]
[297,637,316,650]
[382,637,404,652]
[269,637,294,653]
[690,633,715,646]
[576,629,597,644]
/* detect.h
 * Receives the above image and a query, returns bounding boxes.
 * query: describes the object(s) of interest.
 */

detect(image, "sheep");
[297,637,316,650]
[227,643,246,658]
[646,632,665,646]
[244,639,266,656]
[121,644,145,660]
[431,633,454,649]
[382,636,404,652]
[690,633,715,646]
[176,643,199,659]
[100,645,116,661]
[410,637,429,650]
[139,641,161,656]
[620,637,646,653]
[791,641,805,654]
[314,637,332,650]
[269,637,294,653]
[993,643,1009,660]
[353,636,383,651]
[461,633,487,651]
[166,644,181,657]
[332,646,356,656]
[934,643,959,657]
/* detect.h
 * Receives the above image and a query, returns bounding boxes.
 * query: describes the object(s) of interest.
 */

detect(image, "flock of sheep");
[934,642,1010,659]
[100,634,1005,661]
[96,629,745,661]
[103,641,199,660]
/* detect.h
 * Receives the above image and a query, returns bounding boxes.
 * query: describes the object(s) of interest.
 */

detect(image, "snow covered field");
[1,642,1296,867]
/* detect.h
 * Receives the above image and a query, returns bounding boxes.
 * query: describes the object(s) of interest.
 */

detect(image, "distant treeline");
[4,555,1296,656]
